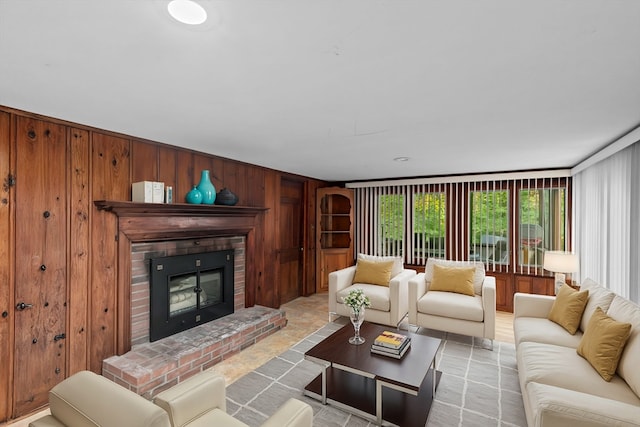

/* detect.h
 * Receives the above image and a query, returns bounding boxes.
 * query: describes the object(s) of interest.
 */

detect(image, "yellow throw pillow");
[547,284,589,335]
[577,307,632,381]
[429,264,475,296]
[352,259,394,286]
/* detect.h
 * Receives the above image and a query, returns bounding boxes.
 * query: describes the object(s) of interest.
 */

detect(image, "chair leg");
[395,313,409,330]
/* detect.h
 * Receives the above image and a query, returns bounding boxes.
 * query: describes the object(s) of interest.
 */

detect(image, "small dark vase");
[215,188,238,206]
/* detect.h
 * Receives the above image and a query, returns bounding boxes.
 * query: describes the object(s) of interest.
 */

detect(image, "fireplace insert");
[149,249,234,342]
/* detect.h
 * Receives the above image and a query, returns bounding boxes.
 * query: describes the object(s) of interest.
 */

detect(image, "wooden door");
[278,178,304,305]
[0,111,11,422]
[13,117,68,416]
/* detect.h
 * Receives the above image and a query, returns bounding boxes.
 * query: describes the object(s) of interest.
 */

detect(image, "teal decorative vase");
[196,170,216,205]
[185,186,203,204]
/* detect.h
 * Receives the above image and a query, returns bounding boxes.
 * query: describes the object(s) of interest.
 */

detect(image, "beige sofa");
[29,370,312,427]
[408,258,496,348]
[514,279,640,427]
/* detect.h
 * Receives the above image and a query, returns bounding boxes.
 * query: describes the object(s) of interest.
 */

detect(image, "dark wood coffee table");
[304,322,441,426]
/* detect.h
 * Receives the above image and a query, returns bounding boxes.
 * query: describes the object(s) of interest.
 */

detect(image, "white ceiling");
[1,0,639,182]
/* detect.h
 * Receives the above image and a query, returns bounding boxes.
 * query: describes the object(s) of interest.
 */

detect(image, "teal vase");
[196,170,216,205]
[185,186,203,204]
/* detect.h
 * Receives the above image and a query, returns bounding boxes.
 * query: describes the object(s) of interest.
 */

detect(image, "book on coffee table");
[371,338,411,359]
[374,330,409,349]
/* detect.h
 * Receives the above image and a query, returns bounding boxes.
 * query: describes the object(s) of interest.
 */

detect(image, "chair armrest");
[153,369,226,427]
[481,276,496,339]
[260,398,313,427]
[43,371,169,427]
[328,265,356,313]
[513,292,555,319]
[388,269,417,323]
[408,273,427,324]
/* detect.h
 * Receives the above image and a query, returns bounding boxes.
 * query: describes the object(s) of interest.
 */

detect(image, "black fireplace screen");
[149,249,234,342]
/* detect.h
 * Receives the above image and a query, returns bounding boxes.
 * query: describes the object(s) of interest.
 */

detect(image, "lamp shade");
[543,251,579,273]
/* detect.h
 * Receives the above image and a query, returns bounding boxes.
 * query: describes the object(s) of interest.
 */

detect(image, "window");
[468,189,509,266]
[519,186,567,267]
[352,173,571,275]
[378,193,404,256]
[412,192,446,263]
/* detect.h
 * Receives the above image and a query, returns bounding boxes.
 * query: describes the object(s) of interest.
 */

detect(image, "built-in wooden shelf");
[94,200,268,217]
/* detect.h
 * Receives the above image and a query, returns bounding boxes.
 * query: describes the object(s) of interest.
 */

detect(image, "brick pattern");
[130,236,246,345]
[101,235,284,399]
[103,305,287,399]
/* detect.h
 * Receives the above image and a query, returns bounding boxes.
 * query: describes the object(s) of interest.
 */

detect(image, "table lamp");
[543,251,579,295]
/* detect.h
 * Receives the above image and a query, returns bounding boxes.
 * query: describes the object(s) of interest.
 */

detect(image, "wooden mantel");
[94,200,268,217]
[95,200,268,241]
[94,200,268,354]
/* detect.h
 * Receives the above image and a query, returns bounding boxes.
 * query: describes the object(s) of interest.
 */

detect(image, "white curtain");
[573,141,640,302]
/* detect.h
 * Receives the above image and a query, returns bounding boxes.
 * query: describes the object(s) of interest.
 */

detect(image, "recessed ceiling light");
[394,157,410,162]
[168,0,207,25]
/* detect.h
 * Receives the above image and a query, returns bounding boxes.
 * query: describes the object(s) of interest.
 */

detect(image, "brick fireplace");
[95,201,286,398]
[130,236,245,345]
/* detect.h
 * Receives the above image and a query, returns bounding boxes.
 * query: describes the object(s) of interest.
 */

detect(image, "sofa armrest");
[514,292,555,319]
[153,369,226,427]
[260,398,313,427]
[527,382,640,427]
[328,265,356,313]
[388,269,417,323]
[408,273,427,325]
[481,276,496,340]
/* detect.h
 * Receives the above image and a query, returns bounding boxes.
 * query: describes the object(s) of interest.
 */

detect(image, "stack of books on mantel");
[371,330,411,359]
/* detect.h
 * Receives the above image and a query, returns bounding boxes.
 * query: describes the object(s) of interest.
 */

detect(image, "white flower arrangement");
[342,288,371,314]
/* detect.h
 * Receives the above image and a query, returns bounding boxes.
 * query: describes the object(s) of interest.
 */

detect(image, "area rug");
[225,319,526,427]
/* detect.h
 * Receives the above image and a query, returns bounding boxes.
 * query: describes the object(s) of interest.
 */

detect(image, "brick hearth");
[103,305,286,398]
[102,235,286,398]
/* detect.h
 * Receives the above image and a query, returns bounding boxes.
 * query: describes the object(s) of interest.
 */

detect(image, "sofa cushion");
[417,291,484,322]
[606,296,640,396]
[352,258,394,286]
[547,284,588,335]
[429,264,475,296]
[577,307,632,382]
[580,281,616,333]
[337,284,390,312]
[425,258,485,295]
[517,342,640,406]
[514,317,583,349]
[357,253,403,278]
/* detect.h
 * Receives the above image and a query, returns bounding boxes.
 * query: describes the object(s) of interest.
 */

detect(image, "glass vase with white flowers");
[342,288,371,345]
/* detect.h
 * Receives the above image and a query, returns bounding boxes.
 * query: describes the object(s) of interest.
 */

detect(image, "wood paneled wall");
[0,105,327,422]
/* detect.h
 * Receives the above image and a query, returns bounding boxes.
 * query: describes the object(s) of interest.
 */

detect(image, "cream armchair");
[408,258,496,349]
[30,370,313,427]
[329,254,417,328]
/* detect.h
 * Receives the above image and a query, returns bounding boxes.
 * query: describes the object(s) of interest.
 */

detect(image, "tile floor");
[5,293,514,426]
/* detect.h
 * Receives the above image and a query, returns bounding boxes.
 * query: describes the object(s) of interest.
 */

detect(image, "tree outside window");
[413,192,446,262]
[469,190,509,265]
[378,194,404,256]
